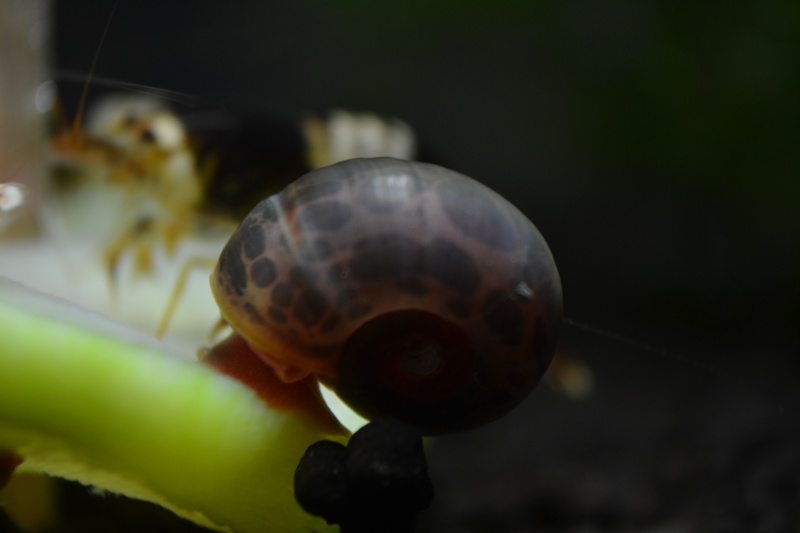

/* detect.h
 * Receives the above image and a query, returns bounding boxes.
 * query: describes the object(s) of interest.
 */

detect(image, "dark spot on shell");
[320,314,341,333]
[241,224,266,259]
[350,234,424,281]
[218,236,247,296]
[277,234,290,250]
[327,263,346,283]
[268,307,287,324]
[243,302,264,324]
[293,289,328,328]
[336,287,357,308]
[290,266,317,289]
[297,201,352,232]
[270,282,294,307]
[346,303,373,320]
[482,291,524,346]
[438,184,518,251]
[298,238,333,262]
[395,278,429,295]
[445,298,471,318]
[426,238,480,296]
[250,257,277,288]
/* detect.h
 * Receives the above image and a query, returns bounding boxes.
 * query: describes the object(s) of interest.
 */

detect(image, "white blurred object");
[0,182,29,231]
[304,109,417,169]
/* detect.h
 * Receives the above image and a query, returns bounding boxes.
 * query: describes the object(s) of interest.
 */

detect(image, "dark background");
[49,1,799,531]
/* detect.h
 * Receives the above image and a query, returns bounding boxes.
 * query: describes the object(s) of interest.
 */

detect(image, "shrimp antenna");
[562,316,723,376]
[69,0,119,140]
[54,69,203,109]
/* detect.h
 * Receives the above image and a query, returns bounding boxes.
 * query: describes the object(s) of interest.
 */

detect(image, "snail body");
[212,157,562,434]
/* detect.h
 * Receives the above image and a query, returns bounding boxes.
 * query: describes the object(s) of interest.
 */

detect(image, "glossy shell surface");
[211,157,562,433]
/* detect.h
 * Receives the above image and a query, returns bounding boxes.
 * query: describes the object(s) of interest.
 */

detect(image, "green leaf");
[0,278,341,532]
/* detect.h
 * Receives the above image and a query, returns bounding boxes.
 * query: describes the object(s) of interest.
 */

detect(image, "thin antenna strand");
[55,69,203,108]
[70,0,119,139]
[562,317,722,376]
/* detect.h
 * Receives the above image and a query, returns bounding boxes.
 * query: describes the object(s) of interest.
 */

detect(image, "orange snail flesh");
[202,334,347,435]
[210,157,562,435]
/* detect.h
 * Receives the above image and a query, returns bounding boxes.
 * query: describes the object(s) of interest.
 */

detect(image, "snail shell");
[211,157,562,434]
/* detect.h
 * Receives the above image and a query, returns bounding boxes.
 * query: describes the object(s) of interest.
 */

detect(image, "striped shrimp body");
[211,157,562,435]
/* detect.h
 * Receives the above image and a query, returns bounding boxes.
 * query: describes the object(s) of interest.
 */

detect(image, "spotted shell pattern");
[211,157,562,433]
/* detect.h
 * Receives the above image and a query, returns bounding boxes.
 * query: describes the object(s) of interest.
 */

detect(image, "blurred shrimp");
[44,90,420,282]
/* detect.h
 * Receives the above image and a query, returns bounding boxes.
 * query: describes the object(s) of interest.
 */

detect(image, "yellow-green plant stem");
[0,278,341,532]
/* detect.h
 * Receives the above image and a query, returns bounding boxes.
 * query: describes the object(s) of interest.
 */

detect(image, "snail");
[208,157,562,435]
